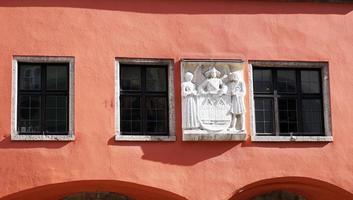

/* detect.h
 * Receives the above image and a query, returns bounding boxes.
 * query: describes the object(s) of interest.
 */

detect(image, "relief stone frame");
[181,59,247,141]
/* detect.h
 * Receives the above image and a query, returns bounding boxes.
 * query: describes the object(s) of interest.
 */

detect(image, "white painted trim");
[248,61,332,142]
[115,58,176,142]
[11,56,75,141]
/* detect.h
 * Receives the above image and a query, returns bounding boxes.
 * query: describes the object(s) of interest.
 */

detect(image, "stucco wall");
[0,1,352,200]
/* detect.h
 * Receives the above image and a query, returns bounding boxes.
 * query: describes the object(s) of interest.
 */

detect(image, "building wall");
[0,1,352,200]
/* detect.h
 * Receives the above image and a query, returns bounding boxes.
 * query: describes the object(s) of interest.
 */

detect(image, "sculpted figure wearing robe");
[182,72,199,129]
[198,67,228,95]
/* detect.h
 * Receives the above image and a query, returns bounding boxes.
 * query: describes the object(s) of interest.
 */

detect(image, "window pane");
[45,96,67,132]
[120,96,141,134]
[278,98,298,134]
[253,69,273,93]
[20,65,41,90]
[47,65,68,90]
[277,70,296,93]
[146,67,167,92]
[18,95,41,133]
[254,98,274,134]
[121,66,141,90]
[145,97,168,134]
[302,99,323,134]
[301,70,320,94]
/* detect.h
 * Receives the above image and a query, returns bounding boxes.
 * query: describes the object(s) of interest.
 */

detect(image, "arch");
[0,180,187,200]
[230,177,353,200]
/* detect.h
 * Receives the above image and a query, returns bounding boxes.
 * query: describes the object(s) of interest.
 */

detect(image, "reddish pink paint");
[0,1,352,200]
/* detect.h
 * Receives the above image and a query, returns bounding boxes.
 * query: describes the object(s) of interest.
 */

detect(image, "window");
[249,61,332,142]
[115,58,175,141]
[12,56,74,141]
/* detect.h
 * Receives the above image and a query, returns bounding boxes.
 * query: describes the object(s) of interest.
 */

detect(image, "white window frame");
[115,58,176,141]
[11,56,75,141]
[248,61,333,142]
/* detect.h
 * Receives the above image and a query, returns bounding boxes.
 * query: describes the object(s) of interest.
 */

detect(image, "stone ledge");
[251,135,333,142]
[183,132,246,141]
[11,133,75,141]
[115,135,176,142]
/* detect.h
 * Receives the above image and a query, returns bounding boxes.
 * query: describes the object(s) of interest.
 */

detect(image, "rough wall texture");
[0,0,352,200]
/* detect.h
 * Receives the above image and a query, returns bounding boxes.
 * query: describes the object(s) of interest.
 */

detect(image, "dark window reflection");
[278,98,298,134]
[277,70,296,93]
[253,69,273,93]
[255,98,274,134]
[302,99,323,134]
[121,66,141,90]
[47,66,68,90]
[146,67,167,92]
[120,96,141,134]
[145,97,168,134]
[301,70,320,94]
[20,65,41,90]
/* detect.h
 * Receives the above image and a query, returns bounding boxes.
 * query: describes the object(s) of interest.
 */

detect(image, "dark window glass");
[120,96,141,134]
[19,65,41,90]
[120,66,141,90]
[46,65,68,90]
[254,98,274,134]
[120,64,169,136]
[301,70,320,94]
[278,98,298,133]
[17,63,69,135]
[146,67,167,92]
[277,70,296,93]
[302,99,323,134]
[253,69,273,93]
[145,97,168,134]
[253,67,324,136]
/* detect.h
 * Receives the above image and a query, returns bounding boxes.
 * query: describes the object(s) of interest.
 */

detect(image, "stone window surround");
[115,58,176,141]
[11,56,75,141]
[248,60,333,142]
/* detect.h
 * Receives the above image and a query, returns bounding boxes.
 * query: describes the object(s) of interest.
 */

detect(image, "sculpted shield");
[197,95,232,132]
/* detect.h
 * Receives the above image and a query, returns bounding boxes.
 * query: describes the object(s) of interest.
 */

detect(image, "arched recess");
[229,177,353,200]
[0,180,187,200]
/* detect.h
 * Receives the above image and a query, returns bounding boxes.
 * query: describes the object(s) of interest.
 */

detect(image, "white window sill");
[115,135,176,142]
[11,132,75,141]
[251,135,333,142]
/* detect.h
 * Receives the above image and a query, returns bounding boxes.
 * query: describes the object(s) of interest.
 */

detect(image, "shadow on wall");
[107,137,241,166]
[230,176,353,200]
[0,180,187,200]
[0,0,352,15]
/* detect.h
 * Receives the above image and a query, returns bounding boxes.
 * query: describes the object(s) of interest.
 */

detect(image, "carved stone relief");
[181,60,246,141]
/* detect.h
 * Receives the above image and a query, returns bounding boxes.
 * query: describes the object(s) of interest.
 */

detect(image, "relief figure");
[182,72,199,129]
[198,67,228,95]
[227,72,245,131]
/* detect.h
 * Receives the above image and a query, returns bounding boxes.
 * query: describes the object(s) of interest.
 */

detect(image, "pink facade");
[0,1,353,200]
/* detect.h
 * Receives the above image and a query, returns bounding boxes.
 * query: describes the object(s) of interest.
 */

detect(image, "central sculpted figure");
[198,67,228,95]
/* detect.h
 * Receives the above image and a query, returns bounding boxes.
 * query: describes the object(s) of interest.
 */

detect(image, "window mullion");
[41,64,46,134]
[297,70,303,134]
[141,67,146,135]
[273,69,280,136]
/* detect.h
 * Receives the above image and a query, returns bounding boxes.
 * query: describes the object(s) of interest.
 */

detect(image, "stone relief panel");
[181,60,246,141]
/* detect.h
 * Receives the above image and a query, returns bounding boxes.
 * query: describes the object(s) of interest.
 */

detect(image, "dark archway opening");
[61,192,131,200]
[251,190,306,200]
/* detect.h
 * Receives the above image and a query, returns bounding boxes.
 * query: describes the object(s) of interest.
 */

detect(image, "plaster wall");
[0,1,352,200]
